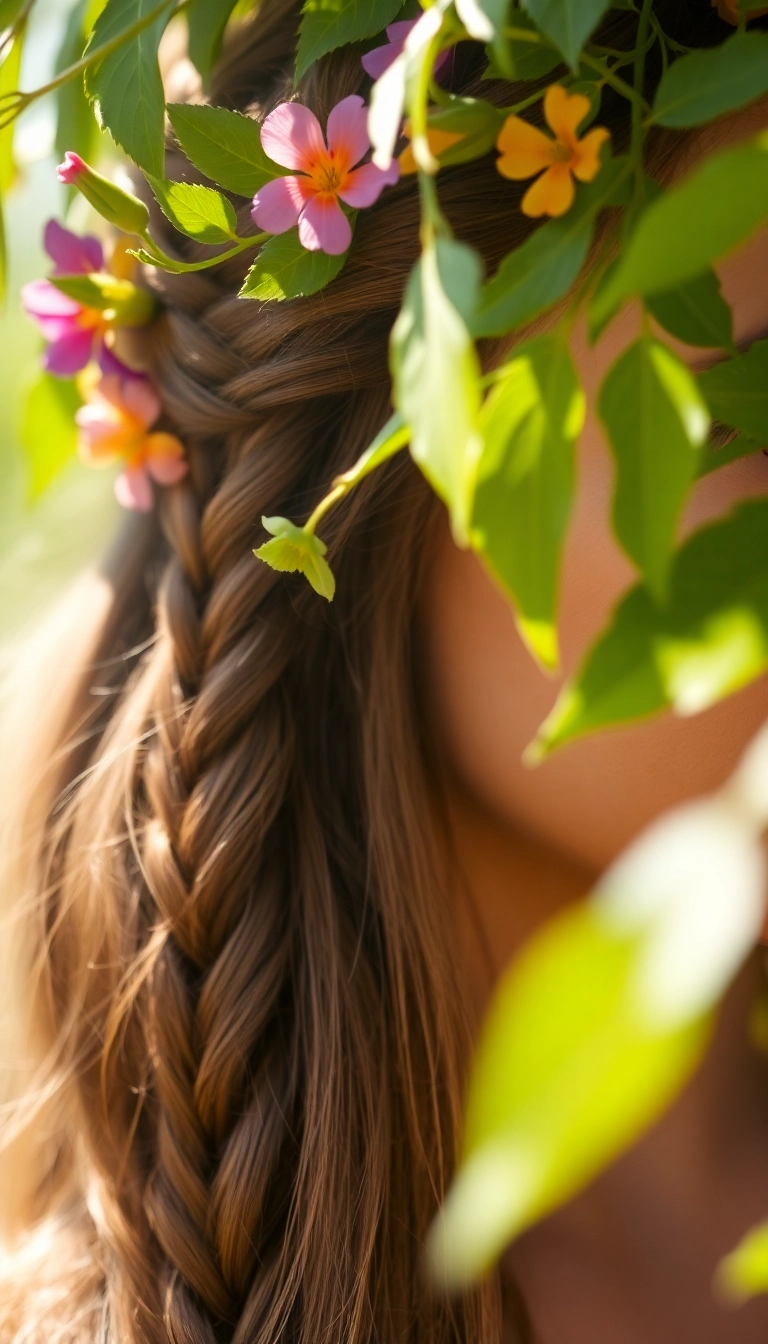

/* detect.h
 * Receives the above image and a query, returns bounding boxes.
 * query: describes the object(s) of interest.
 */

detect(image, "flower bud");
[56,152,150,235]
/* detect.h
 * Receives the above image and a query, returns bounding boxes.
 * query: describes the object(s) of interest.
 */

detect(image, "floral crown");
[8,0,768,1295]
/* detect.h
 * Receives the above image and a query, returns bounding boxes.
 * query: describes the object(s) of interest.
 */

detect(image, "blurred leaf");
[55,0,103,164]
[652,31,768,128]
[718,1221,768,1303]
[147,176,239,243]
[391,236,483,543]
[698,339,768,441]
[420,96,505,168]
[369,1,449,171]
[296,0,403,81]
[521,0,610,69]
[532,499,768,756]
[696,431,765,478]
[255,516,335,600]
[473,157,628,338]
[471,336,583,669]
[187,0,239,86]
[599,339,709,601]
[167,103,286,196]
[0,0,25,24]
[85,0,175,176]
[240,229,349,300]
[455,0,506,41]
[646,270,734,352]
[0,27,21,192]
[485,10,560,79]
[591,137,768,325]
[429,901,707,1285]
[21,373,81,501]
[0,25,22,305]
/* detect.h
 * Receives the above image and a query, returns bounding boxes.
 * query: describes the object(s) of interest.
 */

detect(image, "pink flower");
[361,19,451,81]
[21,221,107,376]
[76,368,187,512]
[251,94,399,256]
[56,151,86,185]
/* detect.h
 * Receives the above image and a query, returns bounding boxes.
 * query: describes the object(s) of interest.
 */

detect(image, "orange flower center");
[551,139,574,165]
[309,149,350,196]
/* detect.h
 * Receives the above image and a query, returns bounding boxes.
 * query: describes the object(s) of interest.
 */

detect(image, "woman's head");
[1,5,766,1343]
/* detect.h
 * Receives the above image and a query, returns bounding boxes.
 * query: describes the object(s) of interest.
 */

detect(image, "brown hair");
[0,4,738,1342]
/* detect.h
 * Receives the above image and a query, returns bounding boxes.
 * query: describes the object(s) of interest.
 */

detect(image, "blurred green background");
[0,0,117,674]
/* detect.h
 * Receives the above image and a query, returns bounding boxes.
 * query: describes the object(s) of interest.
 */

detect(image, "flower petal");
[44,219,103,275]
[121,376,161,428]
[544,84,590,148]
[21,278,80,319]
[386,19,417,42]
[298,195,352,255]
[573,126,610,182]
[496,116,556,180]
[251,175,312,234]
[115,466,154,512]
[337,159,399,207]
[521,163,575,218]
[260,102,326,171]
[361,42,400,79]
[145,434,188,484]
[44,328,95,376]
[326,94,369,168]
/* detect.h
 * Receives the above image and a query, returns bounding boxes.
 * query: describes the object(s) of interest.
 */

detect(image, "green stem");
[133,231,267,274]
[0,0,183,130]
[578,52,648,111]
[628,0,654,212]
[0,0,34,63]
[304,423,410,535]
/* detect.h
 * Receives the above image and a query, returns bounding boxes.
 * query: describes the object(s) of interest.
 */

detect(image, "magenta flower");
[361,19,451,81]
[21,221,107,376]
[76,366,187,512]
[251,94,399,256]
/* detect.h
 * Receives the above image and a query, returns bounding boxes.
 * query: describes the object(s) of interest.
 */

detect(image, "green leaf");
[696,431,765,478]
[55,0,103,164]
[429,900,707,1285]
[255,516,335,600]
[21,373,81,501]
[240,229,349,300]
[718,1222,768,1303]
[147,176,239,243]
[471,337,583,669]
[85,0,174,177]
[455,0,507,41]
[186,0,238,86]
[531,499,768,756]
[391,236,483,543]
[698,339,768,441]
[652,31,768,129]
[167,103,285,197]
[591,135,768,324]
[473,157,629,338]
[521,0,610,69]
[296,0,403,81]
[599,339,709,601]
[646,269,734,352]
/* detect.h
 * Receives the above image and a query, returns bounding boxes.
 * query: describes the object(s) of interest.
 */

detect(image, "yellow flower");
[496,84,610,218]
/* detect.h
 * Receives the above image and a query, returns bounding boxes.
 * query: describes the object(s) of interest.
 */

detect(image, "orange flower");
[713,0,768,20]
[496,85,609,218]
